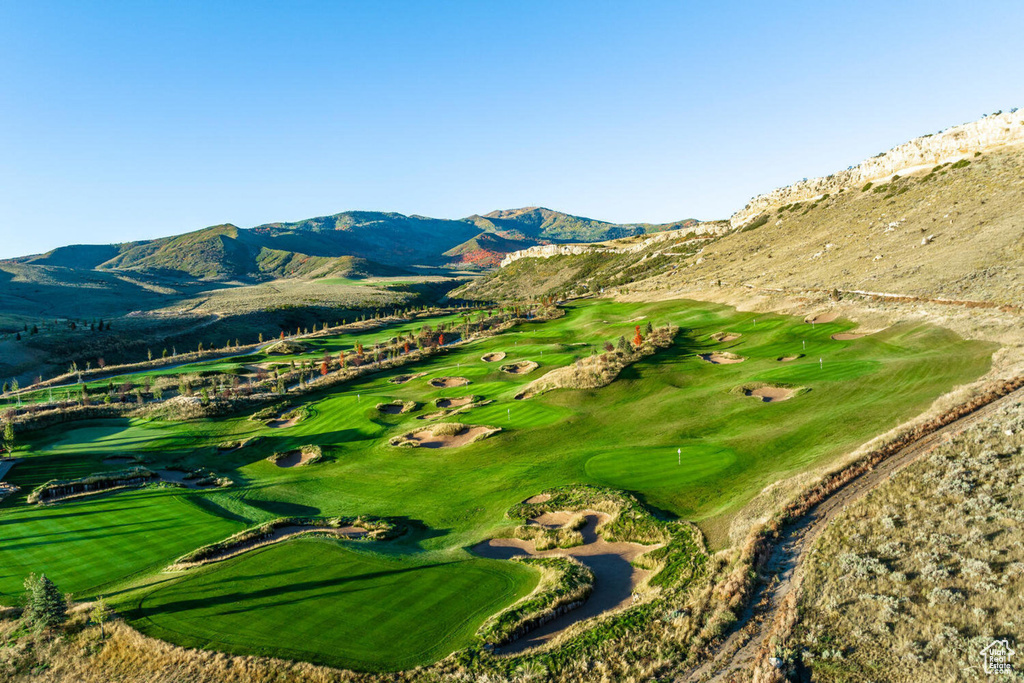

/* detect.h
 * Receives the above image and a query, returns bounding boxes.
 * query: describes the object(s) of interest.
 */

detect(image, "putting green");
[133,538,537,671]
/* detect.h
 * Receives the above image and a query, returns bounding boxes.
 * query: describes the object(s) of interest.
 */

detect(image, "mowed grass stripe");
[132,538,537,671]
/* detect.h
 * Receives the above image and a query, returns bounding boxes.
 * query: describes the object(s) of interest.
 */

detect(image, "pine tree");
[2,421,15,455]
[23,573,67,632]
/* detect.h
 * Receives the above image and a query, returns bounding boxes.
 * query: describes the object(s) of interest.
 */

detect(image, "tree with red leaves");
[632,325,643,348]
[338,351,346,369]
[438,333,445,347]
[320,361,328,376]
[404,341,410,354]
[279,330,285,339]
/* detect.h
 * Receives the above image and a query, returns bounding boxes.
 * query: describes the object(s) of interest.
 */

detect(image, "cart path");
[679,383,1024,682]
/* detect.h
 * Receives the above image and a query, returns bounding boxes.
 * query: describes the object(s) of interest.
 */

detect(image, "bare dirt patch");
[832,332,866,340]
[711,331,741,343]
[700,352,746,365]
[429,376,471,388]
[746,386,796,403]
[806,311,840,324]
[482,352,507,362]
[501,360,540,375]
[435,396,473,409]
[473,511,657,653]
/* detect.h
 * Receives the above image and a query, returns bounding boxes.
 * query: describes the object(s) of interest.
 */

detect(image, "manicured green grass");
[0,297,995,669]
[0,488,242,602]
[132,537,538,671]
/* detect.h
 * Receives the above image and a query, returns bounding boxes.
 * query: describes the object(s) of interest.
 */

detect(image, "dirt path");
[474,512,657,653]
[680,384,1024,682]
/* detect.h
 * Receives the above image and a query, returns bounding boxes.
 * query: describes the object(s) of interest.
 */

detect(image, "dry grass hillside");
[665,144,1024,306]
[792,398,1024,682]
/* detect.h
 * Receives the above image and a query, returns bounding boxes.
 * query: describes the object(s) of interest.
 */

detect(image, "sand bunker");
[266,415,300,429]
[474,510,656,653]
[155,469,216,488]
[524,493,552,504]
[389,372,426,385]
[391,423,500,448]
[435,396,474,409]
[777,354,804,362]
[273,450,318,468]
[429,376,471,388]
[745,386,796,403]
[501,360,539,375]
[806,311,840,324]
[482,352,507,362]
[832,332,865,340]
[416,411,448,421]
[711,332,741,343]
[377,400,416,415]
[699,352,745,365]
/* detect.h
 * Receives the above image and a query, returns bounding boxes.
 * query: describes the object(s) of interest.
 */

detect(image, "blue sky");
[1,1,1022,258]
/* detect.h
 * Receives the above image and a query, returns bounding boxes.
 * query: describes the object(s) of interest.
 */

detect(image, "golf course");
[0,298,994,671]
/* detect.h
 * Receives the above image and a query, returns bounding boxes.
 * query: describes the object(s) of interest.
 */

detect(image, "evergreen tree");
[2,421,15,455]
[23,573,67,632]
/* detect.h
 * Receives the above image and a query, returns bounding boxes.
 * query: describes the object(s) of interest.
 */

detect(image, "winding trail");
[679,383,1024,682]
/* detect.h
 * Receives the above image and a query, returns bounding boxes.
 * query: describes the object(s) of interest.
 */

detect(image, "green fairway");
[0,297,995,670]
[0,488,242,602]
[132,538,537,671]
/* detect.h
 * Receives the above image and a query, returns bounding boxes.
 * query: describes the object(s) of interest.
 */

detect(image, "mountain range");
[9,207,698,281]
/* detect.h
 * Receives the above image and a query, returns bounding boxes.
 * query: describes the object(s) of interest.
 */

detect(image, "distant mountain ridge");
[9,207,698,281]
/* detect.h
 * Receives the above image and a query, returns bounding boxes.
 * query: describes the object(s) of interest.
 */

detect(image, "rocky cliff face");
[730,110,1024,227]
[499,222,728,267]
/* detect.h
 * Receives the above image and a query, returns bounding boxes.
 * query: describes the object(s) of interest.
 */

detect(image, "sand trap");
[266,415,300,429]
[156,470,216,488]
[699,352,745,365]
[417,411,448,421]
[501,360,539,375]
[377,400,416,415]
[832,332,865,340]
[274,450,318,468]
[389,372,426,385]
[429,376,471,388]
[745,386,796,403]
[393,424,499,448]
[482,352,507,362]
[524,493,551,504]
[514,390,533,401]
[435,396,473,409]
[806,311,840,324]
[473,511,657,653]
[170,525,368,570]
[777,354,803,362]
[711,332,741,343]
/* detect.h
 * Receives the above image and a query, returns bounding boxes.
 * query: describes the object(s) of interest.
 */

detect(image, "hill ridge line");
[731,109,1024,227]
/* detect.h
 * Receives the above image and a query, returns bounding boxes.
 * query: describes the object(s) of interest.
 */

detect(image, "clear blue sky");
[1,1,1022,259]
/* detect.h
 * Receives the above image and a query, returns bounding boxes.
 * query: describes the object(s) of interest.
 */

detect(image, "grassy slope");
[0,298,993,669]
[132,538,537,671]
